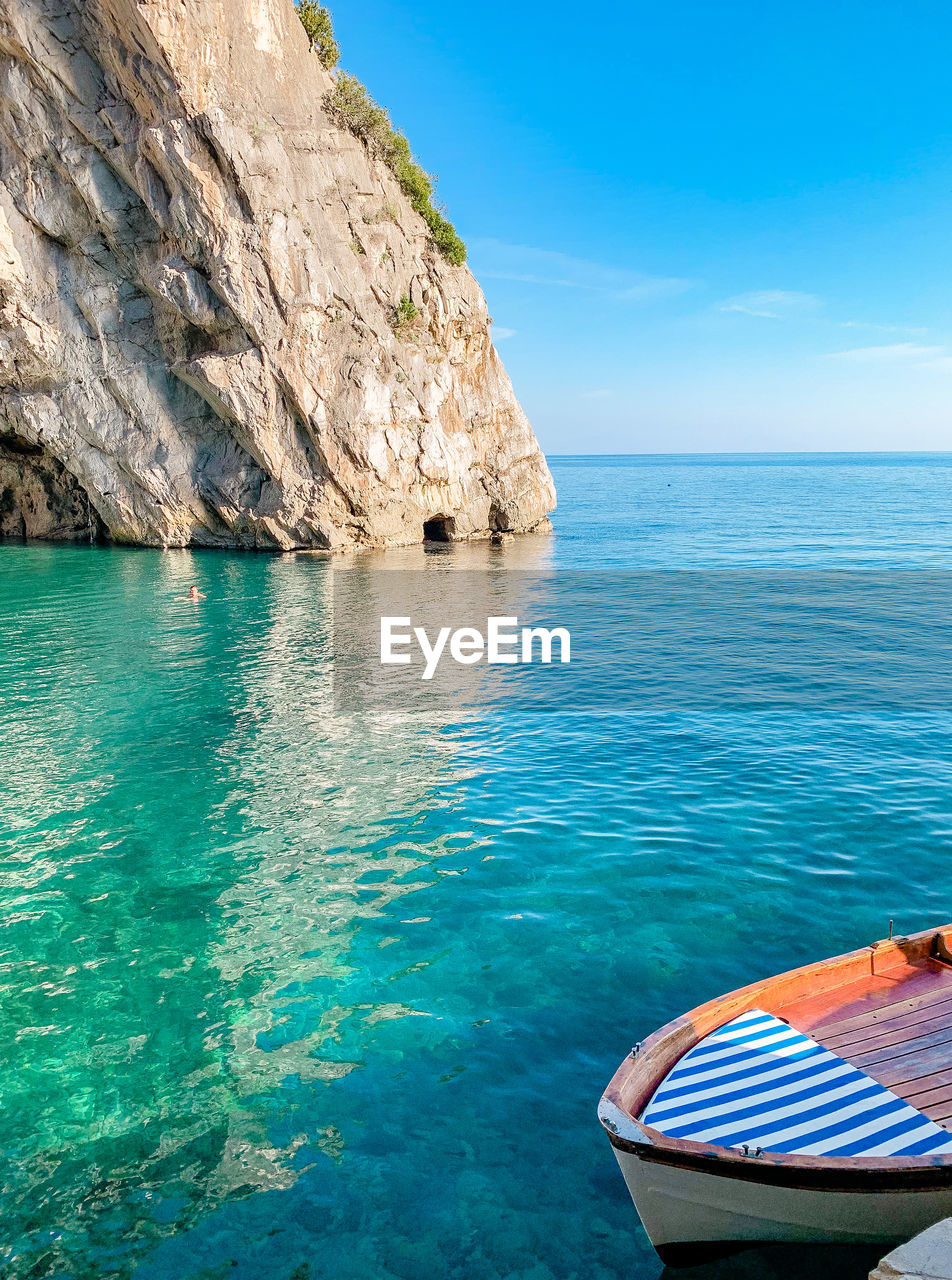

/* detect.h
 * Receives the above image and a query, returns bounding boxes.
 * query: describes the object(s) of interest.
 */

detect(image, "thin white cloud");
[826,342,945,362]
[492,326,516,340]
[468,238,695,301]
[719,289,820,319]
[580,389,613,400]
[838,321,930,335]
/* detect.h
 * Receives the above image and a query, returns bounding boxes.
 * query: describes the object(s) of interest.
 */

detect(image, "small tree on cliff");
[296,1,339,70]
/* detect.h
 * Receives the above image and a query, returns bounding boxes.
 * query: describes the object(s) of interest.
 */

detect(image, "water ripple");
[3,458,952,1279]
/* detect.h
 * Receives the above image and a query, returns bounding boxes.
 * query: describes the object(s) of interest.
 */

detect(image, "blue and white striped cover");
[641,1008,952,1158]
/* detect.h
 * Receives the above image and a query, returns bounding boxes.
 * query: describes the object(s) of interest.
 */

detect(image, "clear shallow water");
[3,454,952,1280]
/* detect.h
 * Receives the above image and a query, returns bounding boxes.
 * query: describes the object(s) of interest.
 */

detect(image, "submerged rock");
[0,0,555,549]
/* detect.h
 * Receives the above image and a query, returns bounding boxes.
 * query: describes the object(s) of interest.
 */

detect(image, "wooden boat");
[599,925,952,1266]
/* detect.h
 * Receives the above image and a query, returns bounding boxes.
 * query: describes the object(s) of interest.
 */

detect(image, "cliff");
[0,0,555,548]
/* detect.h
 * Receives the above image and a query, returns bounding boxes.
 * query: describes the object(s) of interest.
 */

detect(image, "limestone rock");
[0,0,555,549]
[871,1219,952,1280]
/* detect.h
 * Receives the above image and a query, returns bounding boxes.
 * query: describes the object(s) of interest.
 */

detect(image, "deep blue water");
[2,453,952,1280]
[552,453,952,568]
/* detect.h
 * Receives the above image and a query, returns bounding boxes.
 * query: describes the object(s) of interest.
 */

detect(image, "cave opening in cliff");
[423,515,455,543]
[0,433,106,543]
[489,504,509,533]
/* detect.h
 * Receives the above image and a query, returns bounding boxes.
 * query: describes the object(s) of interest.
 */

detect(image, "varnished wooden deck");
[784,957,952,1128]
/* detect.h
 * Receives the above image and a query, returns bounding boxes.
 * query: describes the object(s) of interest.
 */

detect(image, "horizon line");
[545,449,952,458]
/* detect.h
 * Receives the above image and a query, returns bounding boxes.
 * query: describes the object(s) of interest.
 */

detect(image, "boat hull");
[613,1145,952,1262]
[599,926,952,1264]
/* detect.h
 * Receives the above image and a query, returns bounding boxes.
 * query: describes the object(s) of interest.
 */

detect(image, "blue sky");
[331,0,952,453]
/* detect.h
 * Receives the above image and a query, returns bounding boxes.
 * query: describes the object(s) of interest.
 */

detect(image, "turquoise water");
[4,453,952,1280]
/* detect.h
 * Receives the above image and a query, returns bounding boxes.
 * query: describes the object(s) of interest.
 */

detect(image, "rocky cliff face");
[0,0,555,548]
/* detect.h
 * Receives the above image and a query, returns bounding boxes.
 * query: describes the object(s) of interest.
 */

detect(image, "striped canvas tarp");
[641,1008,952,1158]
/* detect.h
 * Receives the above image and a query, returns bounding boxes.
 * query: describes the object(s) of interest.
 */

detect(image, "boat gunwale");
[600,925,952,1181]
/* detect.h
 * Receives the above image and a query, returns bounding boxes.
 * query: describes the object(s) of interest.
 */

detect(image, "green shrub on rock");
[324,73,466,266]
[392,292,419,333]
[324,72,388,140]
[295,2,339,70]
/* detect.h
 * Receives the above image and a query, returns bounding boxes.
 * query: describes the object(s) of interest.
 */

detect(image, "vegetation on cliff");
[295,2,339,69]
[324,75,466,266]
[297,3,466,267]
[391,291,420,337]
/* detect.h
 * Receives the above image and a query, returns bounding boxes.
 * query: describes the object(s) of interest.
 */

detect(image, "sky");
[331,0,952,454]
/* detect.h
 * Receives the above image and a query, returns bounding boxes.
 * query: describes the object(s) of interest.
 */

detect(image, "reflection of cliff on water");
[334,529,557,573]
[331,535,561,718]
[203,541,563,1186]
[0,539,555,1277]
[202,557,491,1181]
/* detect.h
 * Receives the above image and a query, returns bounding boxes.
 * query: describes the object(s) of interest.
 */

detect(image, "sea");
[4,452,952,1280]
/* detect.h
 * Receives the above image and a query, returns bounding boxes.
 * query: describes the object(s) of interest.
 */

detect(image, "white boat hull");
[613,1146,952,1261]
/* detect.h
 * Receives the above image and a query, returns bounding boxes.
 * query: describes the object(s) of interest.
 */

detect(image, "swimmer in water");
[184,585,206,601]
